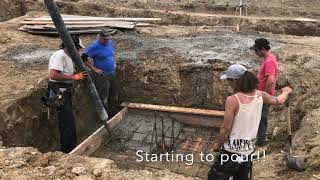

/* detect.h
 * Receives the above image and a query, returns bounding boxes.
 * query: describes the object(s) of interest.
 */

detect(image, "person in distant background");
[81,31,119,117]
[47,35,86,153]
[251,38,279,152]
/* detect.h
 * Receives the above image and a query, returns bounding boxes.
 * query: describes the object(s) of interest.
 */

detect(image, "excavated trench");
[1,31,267,150]
[93,109,221,179]
[0,17,320,178]
[0,30,301,179]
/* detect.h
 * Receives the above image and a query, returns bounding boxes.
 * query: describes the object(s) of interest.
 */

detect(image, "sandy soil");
[0,146,195,180]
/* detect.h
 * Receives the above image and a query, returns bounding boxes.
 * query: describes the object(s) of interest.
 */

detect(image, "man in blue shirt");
[81,31,119,116]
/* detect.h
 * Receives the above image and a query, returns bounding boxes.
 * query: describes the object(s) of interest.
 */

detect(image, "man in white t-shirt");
[47,35,86,153]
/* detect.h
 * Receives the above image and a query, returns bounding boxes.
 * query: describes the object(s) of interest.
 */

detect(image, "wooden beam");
[20,21,118,25]
[24,17,162,22]
[121,102,224,117]
[69,107,128,156]
[19,25,49,30]
[25,29,105,35]
[107,108,128,128]
[44,21,136,29]
[135,22,153,27]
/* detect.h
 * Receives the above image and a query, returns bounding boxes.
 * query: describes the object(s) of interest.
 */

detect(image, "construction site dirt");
[0,0,320,180]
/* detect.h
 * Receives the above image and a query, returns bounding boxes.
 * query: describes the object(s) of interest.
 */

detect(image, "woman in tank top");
[208,64,292,180]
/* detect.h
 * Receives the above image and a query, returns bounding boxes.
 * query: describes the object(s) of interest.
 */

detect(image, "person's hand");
[94,68,104,75]
[281,87,292,94]
[72,71,87,80]
[211,143,221,152]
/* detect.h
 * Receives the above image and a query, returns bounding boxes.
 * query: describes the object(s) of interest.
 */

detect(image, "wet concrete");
[4,44,54,68]
[116,32,284,66]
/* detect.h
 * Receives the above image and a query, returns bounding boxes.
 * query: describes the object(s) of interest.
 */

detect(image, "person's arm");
[262,87,292,105]
[49,69,86,81]
[212,96,238,151]
[81,53,103,75]
[264,74,276,94]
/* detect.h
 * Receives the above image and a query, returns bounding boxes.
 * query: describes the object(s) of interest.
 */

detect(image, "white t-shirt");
[48,49,74,82]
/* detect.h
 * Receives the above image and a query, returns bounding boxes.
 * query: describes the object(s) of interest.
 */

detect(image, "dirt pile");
[78,0,320,19]
[250,40,320,179]
[0,0,44,22]
[2,1,320,36]
[0,146,195,180]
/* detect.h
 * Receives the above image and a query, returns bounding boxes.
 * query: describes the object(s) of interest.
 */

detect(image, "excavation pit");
[71,103,224,179]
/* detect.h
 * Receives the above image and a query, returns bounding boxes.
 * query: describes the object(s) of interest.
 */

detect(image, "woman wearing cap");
[208,64,292,180]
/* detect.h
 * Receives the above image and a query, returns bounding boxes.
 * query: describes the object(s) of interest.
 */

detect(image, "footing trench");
[70,102,224,179]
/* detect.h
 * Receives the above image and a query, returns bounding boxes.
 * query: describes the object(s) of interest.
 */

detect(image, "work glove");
[72,71,87,80]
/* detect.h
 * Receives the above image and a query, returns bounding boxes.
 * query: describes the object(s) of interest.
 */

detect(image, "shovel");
[283,97,305,172]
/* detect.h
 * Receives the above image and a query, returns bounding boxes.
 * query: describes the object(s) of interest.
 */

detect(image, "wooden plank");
[44,21,136,29]
[19,25,49,30]
[24,17,162,21]
[292,18,318,22]
[24,29,118,36]
[20,21,117,25]
[26,29,104,35]
[69,107,128,156]
[135,22,153,27]
[107,107,128,128]
[121,102,224,117]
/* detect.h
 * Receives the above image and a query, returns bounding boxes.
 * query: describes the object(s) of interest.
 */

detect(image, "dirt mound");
[0,146,195,179]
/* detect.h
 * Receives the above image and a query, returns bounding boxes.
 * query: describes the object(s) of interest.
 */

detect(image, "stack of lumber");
[18,14,160,36]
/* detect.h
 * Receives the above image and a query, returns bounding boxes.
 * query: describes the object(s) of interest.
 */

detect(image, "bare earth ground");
[0,0,320,180]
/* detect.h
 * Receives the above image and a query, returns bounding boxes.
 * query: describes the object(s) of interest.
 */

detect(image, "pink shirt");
[257,53,278,96]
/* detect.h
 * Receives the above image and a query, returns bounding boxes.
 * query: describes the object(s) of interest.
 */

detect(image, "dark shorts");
[208,150,252,180]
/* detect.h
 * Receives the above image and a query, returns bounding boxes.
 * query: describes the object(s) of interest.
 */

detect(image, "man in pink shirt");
[251,38,279,151]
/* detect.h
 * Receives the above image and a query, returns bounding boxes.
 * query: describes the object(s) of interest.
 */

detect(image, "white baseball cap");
[220,64,247,80]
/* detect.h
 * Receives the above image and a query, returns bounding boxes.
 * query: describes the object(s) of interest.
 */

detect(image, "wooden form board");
[121,102,224,117]
[69,107,128,156]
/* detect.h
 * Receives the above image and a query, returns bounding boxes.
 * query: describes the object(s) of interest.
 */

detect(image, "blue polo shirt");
[84,39,115,77]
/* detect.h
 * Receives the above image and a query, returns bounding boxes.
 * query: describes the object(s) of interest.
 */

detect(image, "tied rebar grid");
[95,110,219,179]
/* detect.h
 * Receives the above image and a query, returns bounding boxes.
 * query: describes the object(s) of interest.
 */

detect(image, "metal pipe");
[43,0,109,125]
